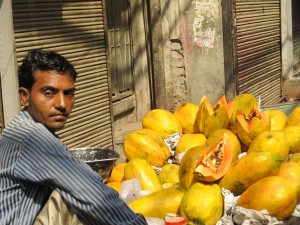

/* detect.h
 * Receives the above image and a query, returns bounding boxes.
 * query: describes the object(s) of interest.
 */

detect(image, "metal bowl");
[69,147,120,182]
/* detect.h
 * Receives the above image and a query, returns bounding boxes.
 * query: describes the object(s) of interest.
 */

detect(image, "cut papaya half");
[196,95,233,137]
[236,106,270,146]
[194,133,233,182]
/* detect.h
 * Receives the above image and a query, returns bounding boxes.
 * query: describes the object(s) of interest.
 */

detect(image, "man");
[0,49,147,225]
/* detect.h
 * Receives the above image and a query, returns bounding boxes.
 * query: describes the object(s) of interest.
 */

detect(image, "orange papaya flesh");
[194,133,232,182]
[205,128,241,162]
[196,95,232,137]
[228,93,258,134]
[236,107,270,146]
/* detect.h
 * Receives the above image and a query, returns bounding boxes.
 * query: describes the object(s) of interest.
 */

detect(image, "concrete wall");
[181,0,225,105]
[151,0,226,111]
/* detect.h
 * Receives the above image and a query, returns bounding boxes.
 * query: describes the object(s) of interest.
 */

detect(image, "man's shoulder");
[3,111,48,139]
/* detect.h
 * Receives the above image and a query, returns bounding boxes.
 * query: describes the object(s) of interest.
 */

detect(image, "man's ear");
[19,87,30,107]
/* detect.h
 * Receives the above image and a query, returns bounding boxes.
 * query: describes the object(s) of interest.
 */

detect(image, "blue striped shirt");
[0,109,147,225]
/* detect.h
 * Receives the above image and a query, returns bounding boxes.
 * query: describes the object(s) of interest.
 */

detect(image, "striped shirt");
[0,109,147,225]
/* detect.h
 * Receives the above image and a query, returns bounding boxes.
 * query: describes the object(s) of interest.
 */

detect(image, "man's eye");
[44,91,54,97]
[65,90,75,97]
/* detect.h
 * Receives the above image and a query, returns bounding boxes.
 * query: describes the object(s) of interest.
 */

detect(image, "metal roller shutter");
[292,0,300,74]
[234,0,282,105]
[12,0,114,148]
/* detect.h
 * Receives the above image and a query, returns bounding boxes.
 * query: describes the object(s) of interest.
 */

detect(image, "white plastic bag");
[119,178,150,203]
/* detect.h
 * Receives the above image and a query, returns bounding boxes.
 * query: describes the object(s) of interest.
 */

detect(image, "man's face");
[19,70,76,132]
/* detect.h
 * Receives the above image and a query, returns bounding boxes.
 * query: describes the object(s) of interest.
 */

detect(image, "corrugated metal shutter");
[106,0,134,102]
[234,0,282,105]
[292,0,300,74]
[12,0,114,148]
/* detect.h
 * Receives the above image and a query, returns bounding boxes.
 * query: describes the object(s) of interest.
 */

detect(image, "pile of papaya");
[106,93,300,224]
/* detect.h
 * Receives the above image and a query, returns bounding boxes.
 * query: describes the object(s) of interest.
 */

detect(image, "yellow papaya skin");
[175,133,206,155]
[237,176,297,221]
[128,186,185,219]
[142,109,182,138]
[278,161,300,202]
[123,129,170,167]
[289,153,300,164]
[286,106,300,127]
[268,109,287,131]
[284,126,300,154]
[124,158,162,193]
[178,145,208,190]
[218,151,283,196]
[180,182,223,225]
[173,102,199,134]
[247,130,289,161]
[158,163,180,185]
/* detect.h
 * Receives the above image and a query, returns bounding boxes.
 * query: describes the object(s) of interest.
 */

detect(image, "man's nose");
[54,93,67,109]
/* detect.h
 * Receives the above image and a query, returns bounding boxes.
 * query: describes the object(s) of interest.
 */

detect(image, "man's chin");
[46,122,67,132]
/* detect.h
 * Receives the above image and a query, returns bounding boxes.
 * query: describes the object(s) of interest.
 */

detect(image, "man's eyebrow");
[40,86,57,91]
[39,86,76,92]
[65,87,76,92]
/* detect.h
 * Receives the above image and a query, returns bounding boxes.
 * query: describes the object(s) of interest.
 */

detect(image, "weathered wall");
[151,0,225,111]
[180,0,225,105]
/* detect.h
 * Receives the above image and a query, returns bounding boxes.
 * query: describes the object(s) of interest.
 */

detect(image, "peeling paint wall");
[155,0,225,110]
[182,0,225,104]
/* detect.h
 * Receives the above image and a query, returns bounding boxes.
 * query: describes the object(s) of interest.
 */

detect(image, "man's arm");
[15,128,147,225]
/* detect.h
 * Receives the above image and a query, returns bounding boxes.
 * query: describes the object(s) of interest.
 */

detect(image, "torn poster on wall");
[193,0,219,48]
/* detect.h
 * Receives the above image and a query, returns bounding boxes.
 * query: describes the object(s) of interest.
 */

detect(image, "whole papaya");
[175,133,206,156]
[173,102,199,134]
[267,109,287,131]
[278,161,300,202]
[283,126,300,154]
[247,130,289,161]
[142,109,182,138]
[128,186,185,219]
[123,129,170,167]
[158,163,180,186]
[219,151,283,195]
[124,158,162,193]
[180,182,223,225]
[237,176,297,221]
[286,105,300,127]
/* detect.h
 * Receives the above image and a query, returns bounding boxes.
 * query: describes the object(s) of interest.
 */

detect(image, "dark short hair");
[18,49,77,90]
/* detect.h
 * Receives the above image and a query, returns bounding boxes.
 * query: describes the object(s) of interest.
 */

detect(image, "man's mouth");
[51,113,68,120]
